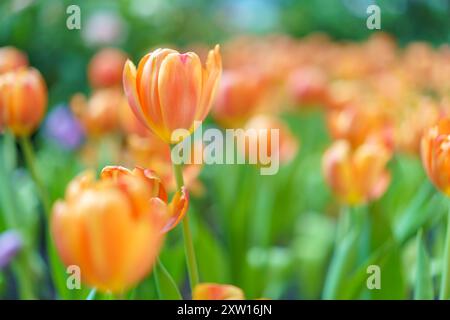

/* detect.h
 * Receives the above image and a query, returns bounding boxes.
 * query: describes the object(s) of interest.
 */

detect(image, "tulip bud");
[241,115,299,167]
[421,118,450,196]
[212,70,266,128]
[326,106,393,150]
[0,46,28,74]
[0,68,47,136]
[70,88,123,137]
[123,45,222,144]
[88,48,128,88]
[322,140,391,205]
[126,134,204,195]
[287,66,328,107]
[193,283,245,300]
[51,166,188,292]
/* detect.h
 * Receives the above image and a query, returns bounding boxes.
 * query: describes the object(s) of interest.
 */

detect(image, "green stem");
[18,136,63,298]
[322,205,361,299]
[170,145,199,294]
[440,206,450,299]
[19,136,51,216]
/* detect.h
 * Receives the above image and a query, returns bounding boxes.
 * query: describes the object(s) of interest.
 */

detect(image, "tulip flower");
[88,48,128,88]
[123,45,222,144]
[322,140,391,205]
[0,67,47,136]
[118,96,149,138]
[212,70,266,128]
[421,118,450,196]
[241,114,299,166]
[287,66,329,107]
[0,46,28,74]
[51,166,188,293]
[193,283,245,300]
[326,106,394,150]
[70,88,123,137]
[126,134,204,195]
[395,96,439,154]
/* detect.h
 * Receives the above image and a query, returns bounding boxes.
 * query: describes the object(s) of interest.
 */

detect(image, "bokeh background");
[0,0,449,300]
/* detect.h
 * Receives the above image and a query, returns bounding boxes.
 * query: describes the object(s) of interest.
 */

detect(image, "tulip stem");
[171,145,199,295]
[19,136,51,216]
[440,206,450,299]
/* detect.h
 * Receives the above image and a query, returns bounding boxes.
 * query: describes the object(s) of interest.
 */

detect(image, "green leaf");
[414,229,434,300]
[153,259,182,300]
[440,209,450,300]
[322,228,359,299]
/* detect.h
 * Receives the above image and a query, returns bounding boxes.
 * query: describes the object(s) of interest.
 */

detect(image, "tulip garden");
[0,0,449,301]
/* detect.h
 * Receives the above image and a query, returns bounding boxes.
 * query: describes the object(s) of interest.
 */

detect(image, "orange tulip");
[421,118,450,196]
[241,114,299,166]
[287,66,329,107]
[88,48,128,88]
[322,140,391,205]
[0,67,47,136]
[326,106,393,150]
[118,96,149,137]
[126,134,204,195]
[123,45,222,144]
[51,166,188,293]
[70,88,123,137]
[395,96,440,154]
[0,46,28,74]
[212,70,266,128]
[193,283,245,300]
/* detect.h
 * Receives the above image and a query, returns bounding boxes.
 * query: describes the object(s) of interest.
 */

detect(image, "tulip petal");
[162,186,189,233]
[193,283,245,300]
[158,52,202,135]
[123,60,153,134]
[198,45,222,121]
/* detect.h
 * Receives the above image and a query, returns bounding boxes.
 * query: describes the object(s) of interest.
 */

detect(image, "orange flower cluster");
[216,33,447,205]
[51,166,188,292]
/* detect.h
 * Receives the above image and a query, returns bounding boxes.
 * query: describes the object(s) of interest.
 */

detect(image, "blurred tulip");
[193,283,245,300]
[100,166,189,233]
[421,118,450,196]
[70,88,122,137]
[326,106,394,150]
[287,66,328,107]
[0,231,23,269]
[0,67,47,136]
[123,45,222,144]
[118,96,149,137]
[44,105,85,150]
[395,96,440,154]
[51,166,188,292]
[241,114,299,166]
[212,70,266,128]
[322,140,391,205]
[88,48,128,89]
[0,46,28,74]
[126,134,204,195]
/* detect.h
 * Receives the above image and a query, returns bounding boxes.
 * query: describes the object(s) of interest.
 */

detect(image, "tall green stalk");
[19,136,50,216]
[170,145,199,294]
[440,206,450,300]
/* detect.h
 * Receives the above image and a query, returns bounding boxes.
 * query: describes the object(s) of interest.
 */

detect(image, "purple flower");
[44,104,85,150]
[0,230,23,269]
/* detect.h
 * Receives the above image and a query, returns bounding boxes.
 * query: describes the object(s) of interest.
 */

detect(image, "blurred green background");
[0,0,449,300]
